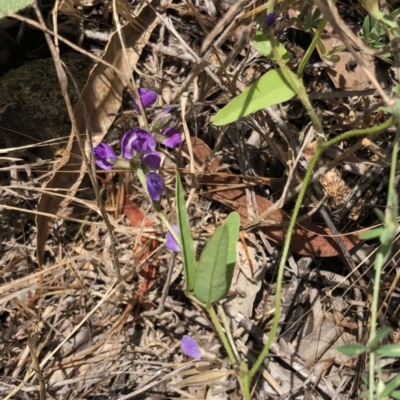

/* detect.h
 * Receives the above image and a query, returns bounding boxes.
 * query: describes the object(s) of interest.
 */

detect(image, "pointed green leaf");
[253,31,289,63]
[374,344,400,357]
[368,326,392,350]
[176,171,196,291]
[194,224,230,306]
[337,343,366,356]
[213,69,297,126]
[390,390,400,399]
[381,375,400,396]
[360,227,383,240]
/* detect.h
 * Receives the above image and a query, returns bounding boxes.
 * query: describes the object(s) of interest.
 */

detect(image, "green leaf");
[374,207,386,223]
[363,16,370,42]
[213,69,296,126]
[390,390,400,399]
[224,212,240,288]
[368,326,393,350]
[0,0,33,17]
[252,31,290,63]
[337,343,366,356]
[360,227,383,240]
[176,171,197,291]
[381,375,400,396]
[361,373,370,386]
[194,224,230,306]
[224,212,240,264]
[374,344,400,357]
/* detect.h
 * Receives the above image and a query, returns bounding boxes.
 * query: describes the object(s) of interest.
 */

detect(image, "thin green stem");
[239,362,251,400]
[217,304,240,363]
[368,122,400,399]
[320,117,395,150]
[267,0,277,14]
[297,17,327,76]
[250,117,395,380]
[207,305,237,366]
[268,31,323,133]
[249,146,322,378]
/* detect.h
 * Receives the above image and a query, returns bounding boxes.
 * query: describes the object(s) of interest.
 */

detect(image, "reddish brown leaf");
[123,197,147,228]
[188,137,360,257]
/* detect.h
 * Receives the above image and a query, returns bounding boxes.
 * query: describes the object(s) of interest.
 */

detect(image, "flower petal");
[162,127,182,149]
[93,143,117,170]
[141,151,161,171]
[134,88,157,111]
[120,129,137,159]
[146,172,165,201]
[166,224,181,252]
[264,12,276,29]
[181,336,202,359]
[121,128,157,159]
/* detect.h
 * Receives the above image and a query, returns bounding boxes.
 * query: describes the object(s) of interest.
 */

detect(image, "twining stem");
[368,122,400,400]
[297,16,327,76]
[250,117,395,379]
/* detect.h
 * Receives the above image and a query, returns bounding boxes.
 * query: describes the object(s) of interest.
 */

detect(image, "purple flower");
[166,224,181,252]
[162,127,182,149]
[121,128,157,159]
[181,336,202,359]
[146,172,165,201]
[93,143,117,170]
[134,88,157,112]
[141,151,161,171]
[264,12,276,29]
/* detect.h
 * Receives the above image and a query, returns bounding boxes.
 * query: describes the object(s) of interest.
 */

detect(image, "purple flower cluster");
[92,88,182,202]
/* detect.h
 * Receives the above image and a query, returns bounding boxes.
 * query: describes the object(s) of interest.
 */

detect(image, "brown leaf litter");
[1,0,399,398]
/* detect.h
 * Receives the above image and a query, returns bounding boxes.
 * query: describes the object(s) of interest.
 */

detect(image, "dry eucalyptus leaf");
[315,23,380,90]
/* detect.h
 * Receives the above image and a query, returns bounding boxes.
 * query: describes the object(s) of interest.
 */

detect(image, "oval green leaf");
[213,69,297,126]
[253,31,289,63]
[374,344,400,357]
[381,375,400,396]
[194,224,230,306]
[337,343,366,356]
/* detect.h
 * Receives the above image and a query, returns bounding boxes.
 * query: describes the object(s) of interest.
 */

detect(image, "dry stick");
[318,205,369,341]
[185,0,235,94]
[142,0,235,100]
[3,279,118,400]
[200,0,248,53]
[236,313,335,398]
[141,253,176,317]
[112,0,149,130]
